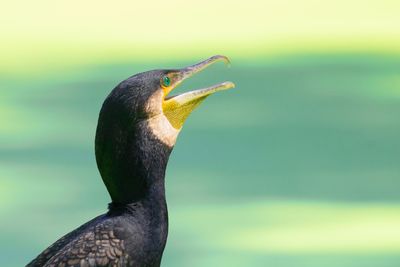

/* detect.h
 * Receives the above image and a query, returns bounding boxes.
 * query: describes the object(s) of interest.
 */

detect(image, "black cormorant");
[27,55,235,267]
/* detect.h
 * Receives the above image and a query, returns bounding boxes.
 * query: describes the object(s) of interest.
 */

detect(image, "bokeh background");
[1,0,400,266]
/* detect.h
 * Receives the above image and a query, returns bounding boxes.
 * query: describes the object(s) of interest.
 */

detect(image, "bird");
[27,55,235,267]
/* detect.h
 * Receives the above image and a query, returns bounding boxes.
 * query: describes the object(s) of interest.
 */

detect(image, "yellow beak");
[162,55,235,129]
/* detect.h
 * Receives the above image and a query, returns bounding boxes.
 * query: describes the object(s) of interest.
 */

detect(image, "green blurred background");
[1,0,400,266]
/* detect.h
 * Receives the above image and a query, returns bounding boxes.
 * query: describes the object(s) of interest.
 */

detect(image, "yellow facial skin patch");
[163,82,235,129]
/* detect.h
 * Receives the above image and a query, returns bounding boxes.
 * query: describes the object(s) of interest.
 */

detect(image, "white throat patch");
[144,88,180,147]
[147,114,180,147]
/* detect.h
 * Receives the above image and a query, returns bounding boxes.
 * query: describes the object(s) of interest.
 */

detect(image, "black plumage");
[28,70,171,267]
[27,56,234,267]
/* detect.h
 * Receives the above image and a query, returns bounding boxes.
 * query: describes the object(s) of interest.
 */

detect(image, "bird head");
[95,55,234,203]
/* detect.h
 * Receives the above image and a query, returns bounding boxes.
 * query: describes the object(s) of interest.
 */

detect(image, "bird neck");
[107,179,169,260]
[95,115,174,204]
[108,179,167,217]
[107,182,169,262]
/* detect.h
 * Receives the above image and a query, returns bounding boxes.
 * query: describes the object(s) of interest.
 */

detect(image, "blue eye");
[162,76,171,87]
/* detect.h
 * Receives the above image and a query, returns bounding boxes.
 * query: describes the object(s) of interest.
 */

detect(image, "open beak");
[162,55,235,129]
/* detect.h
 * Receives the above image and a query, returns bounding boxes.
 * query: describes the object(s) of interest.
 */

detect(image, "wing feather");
[27,215,129,267]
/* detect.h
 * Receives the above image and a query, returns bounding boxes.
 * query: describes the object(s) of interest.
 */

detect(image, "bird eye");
[161,75,171,87]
